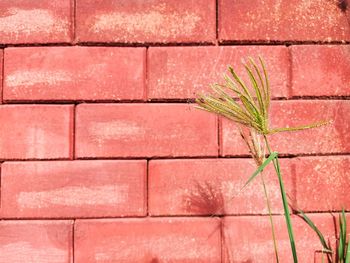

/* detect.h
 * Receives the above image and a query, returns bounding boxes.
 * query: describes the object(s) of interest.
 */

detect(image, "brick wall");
[0,1,349,262]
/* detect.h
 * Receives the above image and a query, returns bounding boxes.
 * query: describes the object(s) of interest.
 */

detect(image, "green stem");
[260,172,280,263]
[263,135,298,263]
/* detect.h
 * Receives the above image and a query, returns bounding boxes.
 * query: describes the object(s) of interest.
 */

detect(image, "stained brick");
[0,221,72,263]
[1,160,146,218]
[0,0,72,44]
[222,100,350,156]
[219,0,350,43]
[3,47,145,102]
[148,46,290,99]
[75,104,218,158]
[223,214,336,263]
[293,156,350,212]
[75,218,221,263]
[149,158,294,216]
[291,45,350,97]
[0,105,73,160]
[76,0,216,44]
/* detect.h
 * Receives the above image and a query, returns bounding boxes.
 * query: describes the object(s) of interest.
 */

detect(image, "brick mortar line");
[220,218,223,263]
[1,97,349,105]
[0,211,348,222]
[215,0,219,45]
[217,116,221,156]
[0,163,2,210]
[144,47,149,100]
[1,51,4,104]
[146,160,150,216]
[72,0,77,45]
[71,105,76,160]
[0,41,349,48]
[287,46,294,98]
[72,219,75,263]
[220,40,350,46]
[1,153,350,162]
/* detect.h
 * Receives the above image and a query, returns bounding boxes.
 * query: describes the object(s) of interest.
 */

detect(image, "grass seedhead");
[196,57,330,136]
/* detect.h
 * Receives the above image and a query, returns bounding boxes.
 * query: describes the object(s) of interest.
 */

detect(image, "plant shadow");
[183,181,225,215]
[183,180,253,263]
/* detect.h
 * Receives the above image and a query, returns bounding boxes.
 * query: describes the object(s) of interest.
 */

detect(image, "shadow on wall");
[183,181,225,215]
[183,181,253,263]
[338,0,348,12]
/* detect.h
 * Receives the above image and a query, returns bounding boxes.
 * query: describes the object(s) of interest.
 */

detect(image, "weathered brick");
[0,105,73,160]
[293,156,350,212]
[223,214,336,263]
[222,101,350,156]
[0,0,72,44]
[4,47,146,102]
[219,0,350,43]
[149,158,294,216]
[148,46,290,99]
[76,0,216,44]
[1,160,146,218]
[75,104,218,158]
[0,221,72,263]
[75,218,221,263]
[291,45,350,97]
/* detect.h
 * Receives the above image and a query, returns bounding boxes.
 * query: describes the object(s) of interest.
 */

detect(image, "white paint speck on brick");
[6,70,73,87]
[0,241,66,263]
[0,8,68,38]
[90,5,201,40]
[17,185,129,209]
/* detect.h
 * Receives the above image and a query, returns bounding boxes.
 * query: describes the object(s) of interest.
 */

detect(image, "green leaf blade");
[241,151,278,190]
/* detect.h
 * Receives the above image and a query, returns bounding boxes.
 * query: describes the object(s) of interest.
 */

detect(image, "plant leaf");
[298,210,332,253]
[273,155,298,263]
[339,209,347,261]
[345,238,350,263]
[241,151,278,189]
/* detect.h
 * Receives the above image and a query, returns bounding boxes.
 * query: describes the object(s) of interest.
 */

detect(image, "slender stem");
[260,171,280,263]
[263,135,298,263]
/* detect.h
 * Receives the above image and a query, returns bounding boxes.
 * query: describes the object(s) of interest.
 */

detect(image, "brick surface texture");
[0,1,349,262]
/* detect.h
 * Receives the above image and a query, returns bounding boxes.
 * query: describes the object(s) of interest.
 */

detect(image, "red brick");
[293,156,350,212]
[75,218,221,263]
[76,0,216,44]
[149,158,294,216]
[291,45,350,97]
[0,105,73,160]
[148,46,290,99]
[75,104,218,158]
[0,220,72,262]
[3,47,145,102]
[1,160,146,218]
[0,0,72,44]
[219,0,350,43]
[223,214,336,263]
[222,100,350,156]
